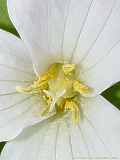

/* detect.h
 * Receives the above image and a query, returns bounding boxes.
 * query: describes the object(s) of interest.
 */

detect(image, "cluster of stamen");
[16,63,91,124]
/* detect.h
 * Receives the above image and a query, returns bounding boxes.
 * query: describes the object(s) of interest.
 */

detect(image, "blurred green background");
[0,0,120,154]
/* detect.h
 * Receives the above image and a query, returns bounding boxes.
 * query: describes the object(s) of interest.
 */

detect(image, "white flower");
[0,0,120,159]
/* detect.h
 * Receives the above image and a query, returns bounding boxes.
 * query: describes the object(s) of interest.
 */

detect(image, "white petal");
[62,0,116,61]
[72,0,119,64]
[0,29,33,73]
[73,95,120,158]
[7,0,70,74]
[0,29,34,108]
[0,30,44,141]
[0,29,34,88]
[0,122,48,160]
[0,96,46,142]
[55,122,73,160]
[0,119,72,160]
[63,0,94,61]
[80,41,120,95]
[67,0,120,94]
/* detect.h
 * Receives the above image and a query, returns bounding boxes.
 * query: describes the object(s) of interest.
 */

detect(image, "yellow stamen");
[62,64,76,75]
[16,86,33,94]
[43,95,53,106]
[46,63,61,79]
[73,80,91,94]
[64,100,80,125]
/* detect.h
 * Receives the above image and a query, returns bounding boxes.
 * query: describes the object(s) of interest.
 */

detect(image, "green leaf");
[102,82,120,109]
[0,142,5,153]
[0,0,18,35]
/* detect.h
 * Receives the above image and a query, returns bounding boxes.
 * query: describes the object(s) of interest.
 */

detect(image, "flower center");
[16,63,91,124]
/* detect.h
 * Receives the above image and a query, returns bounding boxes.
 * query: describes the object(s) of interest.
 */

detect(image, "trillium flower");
[0,0,120,159]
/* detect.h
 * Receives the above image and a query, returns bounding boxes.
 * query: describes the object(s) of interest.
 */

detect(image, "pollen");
[16,62,91,124]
